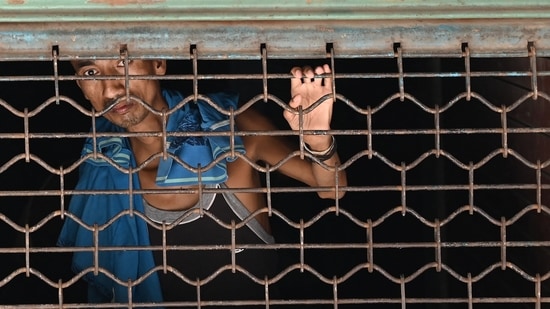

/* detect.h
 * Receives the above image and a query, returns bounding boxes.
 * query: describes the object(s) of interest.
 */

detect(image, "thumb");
[284,94,301,123]
[289,94,302,109]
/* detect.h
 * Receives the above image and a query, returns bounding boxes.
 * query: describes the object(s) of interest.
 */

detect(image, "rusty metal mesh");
[0,42,550,309]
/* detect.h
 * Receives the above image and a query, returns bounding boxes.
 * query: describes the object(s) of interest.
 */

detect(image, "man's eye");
[116,59,133,67]
[83,69,98,76]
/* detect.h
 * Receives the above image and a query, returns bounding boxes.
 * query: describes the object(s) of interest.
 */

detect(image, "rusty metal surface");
[0,42,549,307]
[0,20,549,60]
[0,6,550,308]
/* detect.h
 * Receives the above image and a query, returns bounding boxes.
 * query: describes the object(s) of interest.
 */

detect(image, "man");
[58,58,346,306]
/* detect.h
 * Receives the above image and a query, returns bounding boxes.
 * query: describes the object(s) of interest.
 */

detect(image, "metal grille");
[1,4,550,308]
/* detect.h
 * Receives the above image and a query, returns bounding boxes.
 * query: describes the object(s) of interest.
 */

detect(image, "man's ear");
[154,59,167,75]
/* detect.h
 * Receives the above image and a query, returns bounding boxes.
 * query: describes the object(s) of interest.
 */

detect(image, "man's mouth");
[111,100,134,114]
[105,96,136,115]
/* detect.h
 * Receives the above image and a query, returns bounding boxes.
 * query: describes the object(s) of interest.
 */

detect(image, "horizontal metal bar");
[0,20,549,59]
[1,0,550,22]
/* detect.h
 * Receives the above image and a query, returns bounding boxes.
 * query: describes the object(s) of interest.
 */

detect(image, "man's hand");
[283,64,334,151]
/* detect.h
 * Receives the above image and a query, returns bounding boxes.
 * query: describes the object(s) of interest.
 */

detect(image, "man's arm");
[236,64,346,200]
[283,64,346,199]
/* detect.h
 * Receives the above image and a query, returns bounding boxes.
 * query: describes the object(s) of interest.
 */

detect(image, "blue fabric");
[156,90,245,185]
[57,90,245,305]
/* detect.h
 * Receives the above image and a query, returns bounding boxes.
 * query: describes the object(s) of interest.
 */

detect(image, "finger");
[283,95,301,123]
[290,66,304,89]
[289,94,302,109]
[321,64,333,89]
[290,66,304,79]
[302,66,314,83]
[314,66,325,87]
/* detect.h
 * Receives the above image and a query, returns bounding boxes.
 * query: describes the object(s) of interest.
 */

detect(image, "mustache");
[98,94,149,115]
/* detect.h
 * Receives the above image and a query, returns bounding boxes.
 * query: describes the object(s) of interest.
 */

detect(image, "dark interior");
[0,56,548,308]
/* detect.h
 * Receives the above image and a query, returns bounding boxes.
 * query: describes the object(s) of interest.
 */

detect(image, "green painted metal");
[0,19,547,60]
[0,0,549,22]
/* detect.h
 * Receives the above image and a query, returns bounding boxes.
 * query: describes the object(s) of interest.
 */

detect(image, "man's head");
[72,59,167,130]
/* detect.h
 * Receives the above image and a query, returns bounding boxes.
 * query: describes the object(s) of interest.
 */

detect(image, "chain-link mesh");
[0,20,549,309]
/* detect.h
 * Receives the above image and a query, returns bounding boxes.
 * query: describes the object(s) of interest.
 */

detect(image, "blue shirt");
[57,90,245,305]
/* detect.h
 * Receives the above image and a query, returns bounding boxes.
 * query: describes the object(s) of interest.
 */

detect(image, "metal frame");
[1,1,550,308]
[0,1,548,59]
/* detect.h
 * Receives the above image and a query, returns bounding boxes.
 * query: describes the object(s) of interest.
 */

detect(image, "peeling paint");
[6,0,25,5]
[87,0,165,5]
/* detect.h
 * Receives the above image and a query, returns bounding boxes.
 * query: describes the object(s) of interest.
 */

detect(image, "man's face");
[72,59,167,130]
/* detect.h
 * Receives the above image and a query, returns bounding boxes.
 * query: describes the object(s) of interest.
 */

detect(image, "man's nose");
[101,73,126,100]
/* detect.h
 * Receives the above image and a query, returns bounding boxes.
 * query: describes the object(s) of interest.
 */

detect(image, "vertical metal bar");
[462,43,472,101]
[298,105,305,160]
[24,108,30,162]
[93,224,99,276]
[367,219,373,273]
[434,105,440,158]
[162,222,167,274]
[434,219,441,272]
[468,162,474,215]
[265,164,272,217]
[467,273,473,309]
[394,43,405,102]
[535,274,541,309]
[367,106,372,159]
[327,43,336,103]
[198,164,204,218]
[198,164,203,200]
[332,276,338,309]
[191,45,198,102]
[59,167,65,219]
[400,275,406,309]
[128,167,134,216]
[334,166,340,214]
[299,219,305,272]
[500,105,508,158]
[536,161,541,213]
[400,162,406,215]
[58,279,63,309]
[231,220,236,273]
[261,43,268,103]
[52,46,60,105]
[121,44,130,103]
[127,279,133,309]
[25,224,30,277]
[196,278,202,309]
[92,109,98,160]
[229,106,236,159]
[500,217,507,270]
[529,42,538,100]
[161,109,168,160]
[264,275,270,309]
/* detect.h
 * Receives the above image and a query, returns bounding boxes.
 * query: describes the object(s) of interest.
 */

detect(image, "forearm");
[283,64,347,199]
[305,135,347,199]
